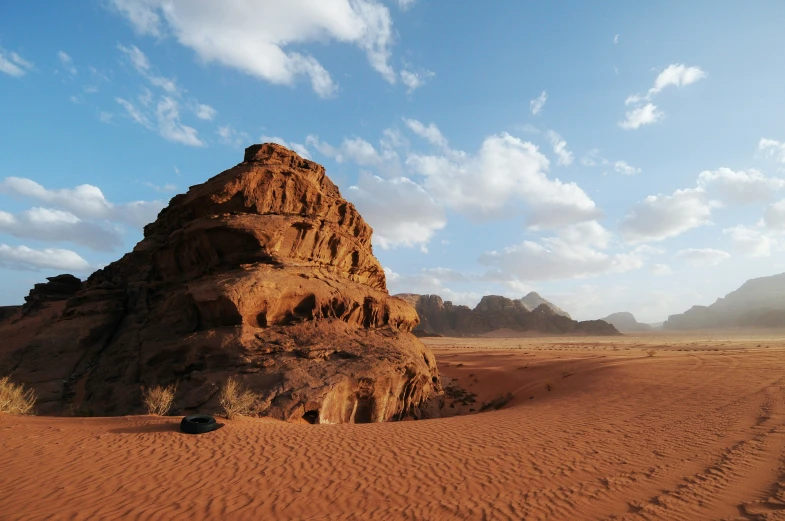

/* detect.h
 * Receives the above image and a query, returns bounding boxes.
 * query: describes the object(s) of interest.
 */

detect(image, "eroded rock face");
[2,144,442,422]
[396,294,619,336]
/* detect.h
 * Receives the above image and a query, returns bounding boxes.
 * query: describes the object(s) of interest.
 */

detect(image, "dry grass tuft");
[220,377,259,419]
[142,383,178,416]
[646,349,657,357]
[0,376,37,415]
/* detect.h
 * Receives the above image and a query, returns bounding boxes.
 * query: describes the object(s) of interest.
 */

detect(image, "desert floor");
[2,332,785,520]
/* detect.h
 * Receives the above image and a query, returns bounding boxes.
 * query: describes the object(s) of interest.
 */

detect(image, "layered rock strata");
[2,144,442,422]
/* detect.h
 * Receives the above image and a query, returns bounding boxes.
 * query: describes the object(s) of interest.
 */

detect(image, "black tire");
[180,414,218,434]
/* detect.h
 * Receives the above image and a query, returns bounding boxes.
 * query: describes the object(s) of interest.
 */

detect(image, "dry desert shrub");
[646,349,657,357]
[220,377,259,419]
[142,383,178,416]
[0,376,36,415]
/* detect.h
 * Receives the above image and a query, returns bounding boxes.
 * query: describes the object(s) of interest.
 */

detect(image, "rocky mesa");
[394,294,618,336]
[0,143,442,423]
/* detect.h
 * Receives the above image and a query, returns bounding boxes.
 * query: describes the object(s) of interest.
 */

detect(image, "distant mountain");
[664,272,785,330]
[519,292,571,318]
[394,293,619,337]
[601,312,652,332]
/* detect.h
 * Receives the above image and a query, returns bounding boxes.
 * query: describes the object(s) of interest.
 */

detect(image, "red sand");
[3,333,785,520]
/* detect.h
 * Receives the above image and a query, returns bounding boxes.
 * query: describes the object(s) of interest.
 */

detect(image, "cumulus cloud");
[406,130,600,227]
[673,248,730,267]
[697,167,785,204]
[619,103,663,130]
[530,90,547,115]
[479,229,647,282]
[545,131,573,167]
[0,48,34,77]
[349,173,446,249]
[614,160,641,175]
[620,188,717,243]
[109,0,406,96]
[306,134,401,176]
[0,244,91,272]
[394,0,416,10]
[0,177,164,229]
[759,138,785,164]
[723,225,775,257]
[649,64,707,96]
[620,63,705,130]
[0,208,123,252]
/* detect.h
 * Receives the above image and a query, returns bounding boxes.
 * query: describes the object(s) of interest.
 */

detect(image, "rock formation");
[394,294,618,336]
[1,144,442,422]
[664,272,785,330]
[519,292,571,318]
[21,274,82,316]
[601,312,653,333]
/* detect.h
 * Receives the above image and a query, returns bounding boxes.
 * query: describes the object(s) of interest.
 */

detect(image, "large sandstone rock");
[1,144,442,422]
[601,312,653,333]
[395,294,619,336]
[664,272,785,330]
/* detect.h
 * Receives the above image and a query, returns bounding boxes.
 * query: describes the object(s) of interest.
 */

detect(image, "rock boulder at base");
[1,144,442,423]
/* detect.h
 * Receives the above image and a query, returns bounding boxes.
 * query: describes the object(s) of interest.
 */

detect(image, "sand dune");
[3,334,785,520]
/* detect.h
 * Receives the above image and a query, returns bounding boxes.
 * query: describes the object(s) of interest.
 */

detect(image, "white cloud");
[620,188,717,243]
[0,48,33,77]
[614,160,641,175]
[0,177,164,229]
[614,34,619,44]
[260,135,310,159]
[155,97,203,146]
[673,248,730,267]
[406,131,600,227]
[195,104,217,121]
[349,173,446,249]
[118,44,178,94]
[109,0,404,96]
[619,103,662,130]
[651,264,672,276]
[57,51,77,76]
[546,131,573,167]
[649,64,707,96]
[764,199,785,229]
[400,69,434,93]
[0,208,123,252]
[530,90,547,115]
[479,233,646,282]
[759,138,785,164]
[307,134,400,175]
[0,244,91,272]
[580,149,610,167]
[217,125,250,148]
[621,64,705,130]
[403,118,448,148]
[145,182,177,193]
[116,96,203,146]
[697,167,785,204]
[723,225,775,257]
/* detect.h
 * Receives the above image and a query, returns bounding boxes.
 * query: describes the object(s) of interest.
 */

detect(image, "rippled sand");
[3,333,785,520]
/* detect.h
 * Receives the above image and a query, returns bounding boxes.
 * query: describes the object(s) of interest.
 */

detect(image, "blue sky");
[2,1,785,322]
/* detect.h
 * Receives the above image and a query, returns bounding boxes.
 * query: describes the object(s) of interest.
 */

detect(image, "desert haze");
[3,333,785,520]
